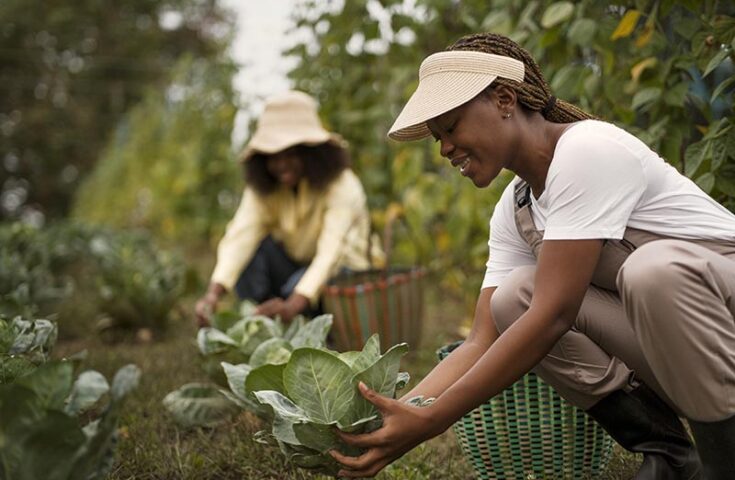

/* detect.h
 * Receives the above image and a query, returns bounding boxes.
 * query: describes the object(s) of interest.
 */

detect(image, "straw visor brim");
[388,51,525,142]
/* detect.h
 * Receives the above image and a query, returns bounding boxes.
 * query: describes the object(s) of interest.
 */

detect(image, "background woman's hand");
[330,382,443,478]
[194,283,226,327]
[255,293,309,322]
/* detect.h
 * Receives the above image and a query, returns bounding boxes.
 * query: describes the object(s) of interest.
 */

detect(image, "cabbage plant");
[0,316,57,383]
[0,360,140,480]
[197,310,331,386]
[249,334,410,476]
[164,313,334,427]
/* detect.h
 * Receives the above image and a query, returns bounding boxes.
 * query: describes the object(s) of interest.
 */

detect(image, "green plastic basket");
[322,267,426,352]
[437,341,614,480]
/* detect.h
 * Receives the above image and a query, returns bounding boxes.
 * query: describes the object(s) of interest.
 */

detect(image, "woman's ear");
[492,85,517,111]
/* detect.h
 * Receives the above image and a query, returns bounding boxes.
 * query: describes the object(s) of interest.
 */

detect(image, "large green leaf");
[16,361,74,410]
[197,327,238,355]
[282,316,306,342]
[211,311,243,332]
[69,364,140,480]
[567,18,596,46]
[283,348,356,424]
[110,364,140,402]
[64,370,110,416]
[4,410,86,480]
[245,363,287,398]
[685,141,711,177]
[253,390,309,445]
[249,338,292,368]
[162,383,238,428]
[703,47,731,78]
[221,362,252,404]
[292,422,340,454]
[227,317,281,356]
[288,314,332,349]
[631,87,662,110]
[696,172,716,193]
[347,343,409,424]
[541,1,574,29]
[340,334,381,373]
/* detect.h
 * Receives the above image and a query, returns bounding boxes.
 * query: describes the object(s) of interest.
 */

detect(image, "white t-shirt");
[482,120,735,289]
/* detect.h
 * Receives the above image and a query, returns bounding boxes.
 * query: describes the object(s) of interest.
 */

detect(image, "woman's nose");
[439,138,455,158]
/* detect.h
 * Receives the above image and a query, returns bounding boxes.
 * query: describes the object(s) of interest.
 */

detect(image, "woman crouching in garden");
[195,90,380,325]
[331,33,735,480]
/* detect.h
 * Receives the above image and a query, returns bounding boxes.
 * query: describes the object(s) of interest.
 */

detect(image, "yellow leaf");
[611,10,641,40]
[385,202,404,224]
[635,22,654,48]
[436,230,450,252]
[630,57,658,82]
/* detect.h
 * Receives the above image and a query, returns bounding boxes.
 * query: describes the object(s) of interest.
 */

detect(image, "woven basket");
[437,341,614,480]
[322,267,426,352]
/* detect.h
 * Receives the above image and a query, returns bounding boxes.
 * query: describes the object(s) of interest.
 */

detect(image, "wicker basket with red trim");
[322,267,426,352]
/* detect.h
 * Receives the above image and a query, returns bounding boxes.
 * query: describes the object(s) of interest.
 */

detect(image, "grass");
[54,285,640,479]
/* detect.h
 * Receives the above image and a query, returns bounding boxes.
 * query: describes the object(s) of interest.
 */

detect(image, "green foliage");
[163,312,335,429]
[0,0,233,222]
[161,383,241,429]
[288,0,735,311]
[0,316,57,383]
[0,360,140,480]
[251,335,410,476]
[0,221,185,336]
[72,56,241,247]
[196,310,332,390]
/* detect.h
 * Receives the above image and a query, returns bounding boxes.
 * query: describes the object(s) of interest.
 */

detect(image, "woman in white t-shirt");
[331,33,735,479]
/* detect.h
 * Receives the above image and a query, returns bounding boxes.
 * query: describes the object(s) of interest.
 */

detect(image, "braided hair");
[448,33,594,123]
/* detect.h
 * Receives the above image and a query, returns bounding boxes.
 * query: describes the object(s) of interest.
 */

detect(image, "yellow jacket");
[211,169,380,303]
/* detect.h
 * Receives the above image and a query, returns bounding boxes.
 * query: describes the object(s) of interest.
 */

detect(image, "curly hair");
[245,142,351,195]
[448,33,595,123]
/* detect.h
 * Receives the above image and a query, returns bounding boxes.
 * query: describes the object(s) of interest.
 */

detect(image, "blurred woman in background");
[195,90,380,325]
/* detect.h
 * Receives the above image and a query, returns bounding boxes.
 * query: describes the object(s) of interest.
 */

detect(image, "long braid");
[448,33,594,122]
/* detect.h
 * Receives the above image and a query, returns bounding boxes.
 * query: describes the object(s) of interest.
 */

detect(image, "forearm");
[428,308,569,433]
[402,287,497,401]
[400,340,488,400]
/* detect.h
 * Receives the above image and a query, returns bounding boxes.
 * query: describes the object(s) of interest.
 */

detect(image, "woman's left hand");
[330,382,443,478]
[255,294,309,321]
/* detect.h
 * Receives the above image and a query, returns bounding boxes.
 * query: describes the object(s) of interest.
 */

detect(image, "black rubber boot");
[689,414,735,480]
[586,383,702,479]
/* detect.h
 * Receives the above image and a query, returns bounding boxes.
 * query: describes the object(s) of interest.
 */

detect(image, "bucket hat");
[388,51,525,142]
[240,90,344,162]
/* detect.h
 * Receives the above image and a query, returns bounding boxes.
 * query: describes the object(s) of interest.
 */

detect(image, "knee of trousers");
[491,265,536,334]
[617,240,701,303]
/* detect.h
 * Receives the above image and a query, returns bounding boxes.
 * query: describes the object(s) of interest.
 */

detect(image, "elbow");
[529,303,577,341]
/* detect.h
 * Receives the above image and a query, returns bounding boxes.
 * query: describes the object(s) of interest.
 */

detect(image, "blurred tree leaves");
[0,0,233,223]
[287,0,734,313]
[72,56,240,246]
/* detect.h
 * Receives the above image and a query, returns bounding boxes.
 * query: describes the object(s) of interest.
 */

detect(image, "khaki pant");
[491,239,735,422]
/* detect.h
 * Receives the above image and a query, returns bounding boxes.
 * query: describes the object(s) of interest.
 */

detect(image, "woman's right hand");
[195,283,226,327]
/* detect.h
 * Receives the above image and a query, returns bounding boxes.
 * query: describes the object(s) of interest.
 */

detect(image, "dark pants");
[234,237,322,316]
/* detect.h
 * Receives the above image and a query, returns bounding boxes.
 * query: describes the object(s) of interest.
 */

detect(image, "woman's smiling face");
[426,88,516,188]
[266,147,304,188]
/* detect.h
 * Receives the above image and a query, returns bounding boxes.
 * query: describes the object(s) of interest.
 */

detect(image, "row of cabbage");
[0,315,140,479]
[164,306,432,476]
[1,221,185,338]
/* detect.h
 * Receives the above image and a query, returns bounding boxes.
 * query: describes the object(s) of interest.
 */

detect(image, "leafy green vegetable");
[251,334,411,475]
[0,360,140,480]
[162,383,240,428]
[165,312,334,428]
[0,316,57,384]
